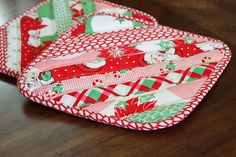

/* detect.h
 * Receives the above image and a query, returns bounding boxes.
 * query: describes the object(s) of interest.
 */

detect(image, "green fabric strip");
[85,17,95,34]
[38,1,55,19]
[128,102,188,123]
[37,1,58,45]
[81,0,97,15]
[53,0,74,36]
[40,34,58,45]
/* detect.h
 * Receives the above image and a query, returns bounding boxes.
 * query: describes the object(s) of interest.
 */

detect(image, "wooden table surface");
[0,0,235,157]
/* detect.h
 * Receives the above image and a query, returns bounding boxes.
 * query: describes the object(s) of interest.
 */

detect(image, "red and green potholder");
[18,13,232,130]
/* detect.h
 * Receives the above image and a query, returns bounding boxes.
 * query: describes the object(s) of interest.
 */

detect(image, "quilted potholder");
[0,0,157,77]
[18,7,231,131]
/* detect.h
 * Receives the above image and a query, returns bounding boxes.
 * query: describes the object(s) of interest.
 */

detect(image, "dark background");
[0,0,235,157]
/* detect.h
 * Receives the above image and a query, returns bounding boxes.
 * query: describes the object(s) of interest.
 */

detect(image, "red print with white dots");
[173,39,202,57]
[20,16,52,70]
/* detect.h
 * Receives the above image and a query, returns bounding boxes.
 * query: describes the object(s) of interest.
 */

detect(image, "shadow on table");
[0,74,17,85]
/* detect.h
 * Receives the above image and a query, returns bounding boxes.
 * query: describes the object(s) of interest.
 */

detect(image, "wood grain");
[0,0,235,157]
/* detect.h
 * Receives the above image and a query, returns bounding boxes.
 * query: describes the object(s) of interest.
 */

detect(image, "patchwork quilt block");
[17,13,232,130]
[0,0,157,77]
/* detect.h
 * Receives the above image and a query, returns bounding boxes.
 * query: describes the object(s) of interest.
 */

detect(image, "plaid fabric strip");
[185,62,217,82]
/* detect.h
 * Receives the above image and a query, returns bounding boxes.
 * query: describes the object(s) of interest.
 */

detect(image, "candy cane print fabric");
[0,0,158,77]
[18,19,232,130]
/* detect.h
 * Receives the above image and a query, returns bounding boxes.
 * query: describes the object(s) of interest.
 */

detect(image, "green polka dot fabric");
[53,0,74,36]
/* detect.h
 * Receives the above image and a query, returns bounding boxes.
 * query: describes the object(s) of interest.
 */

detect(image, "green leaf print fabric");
[128,102,188,123]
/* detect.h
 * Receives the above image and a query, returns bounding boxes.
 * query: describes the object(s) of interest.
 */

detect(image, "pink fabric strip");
[34,50,100,71]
